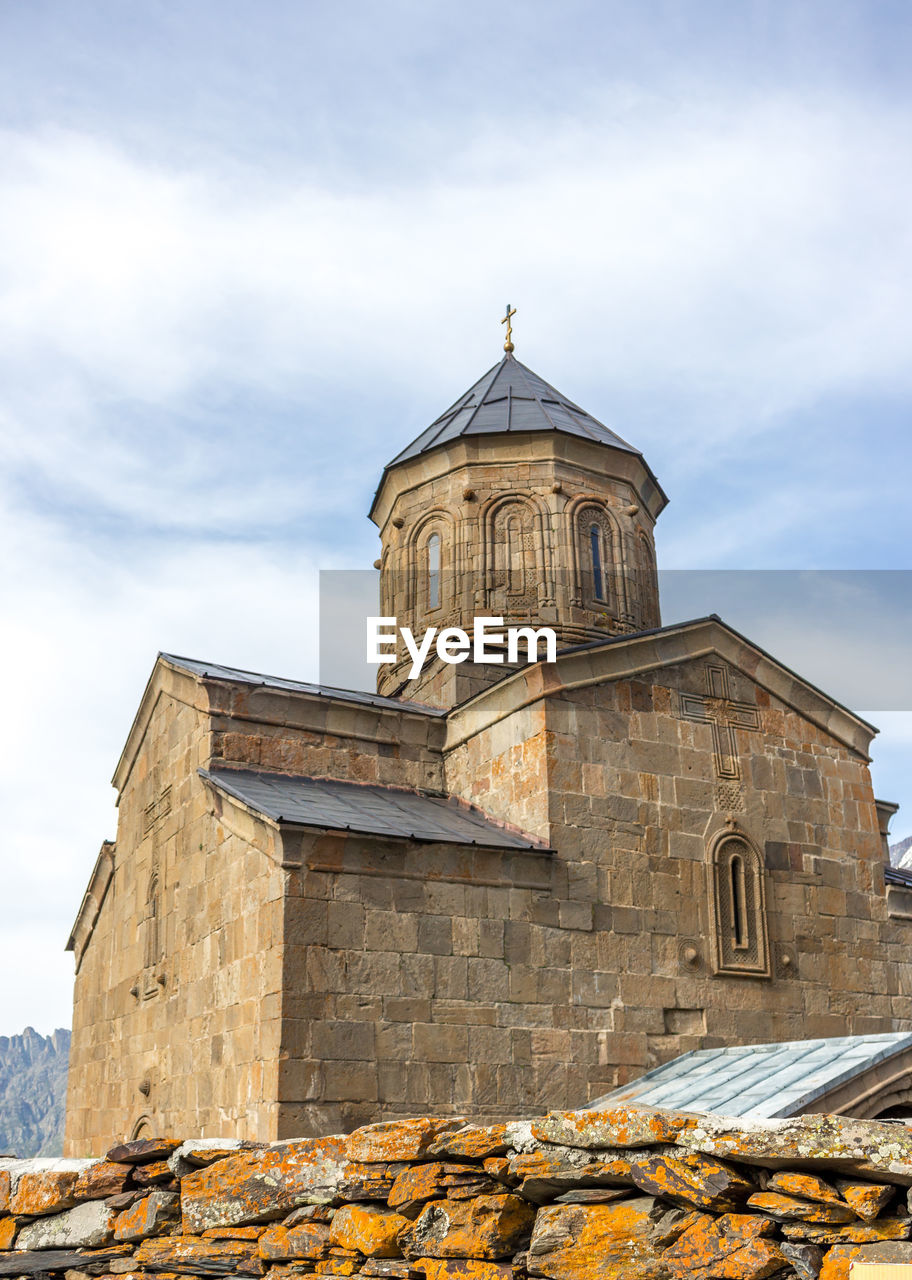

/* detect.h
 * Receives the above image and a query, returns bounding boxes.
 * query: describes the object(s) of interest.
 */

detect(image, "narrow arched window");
[590,524,605,601]
[427,533,440,609]
[144,873,161,972]
[710,835,770,977]
[729,854,747,950]
[576,507,614,611]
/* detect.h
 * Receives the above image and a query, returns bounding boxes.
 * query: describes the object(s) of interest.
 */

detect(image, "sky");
[1,0,911,1036]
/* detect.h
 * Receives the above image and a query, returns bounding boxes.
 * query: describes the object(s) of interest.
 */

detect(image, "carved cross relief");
[679,664,760,782]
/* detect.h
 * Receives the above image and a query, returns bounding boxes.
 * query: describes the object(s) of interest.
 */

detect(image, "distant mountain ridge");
[0,1027,70,1156]
[892,835,912,866]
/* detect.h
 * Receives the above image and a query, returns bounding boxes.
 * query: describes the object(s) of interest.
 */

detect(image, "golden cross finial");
[501,303,516,353]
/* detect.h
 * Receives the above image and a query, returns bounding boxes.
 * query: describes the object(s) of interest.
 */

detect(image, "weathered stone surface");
[646,1205,704,1248]
[389,1165,492,1214]
[746,1191,855,1224]
[74,1163,134,1201]
[135,1235,259,1274]
[130,1161,177,1189]
[314,1257,359,1274]
[0,1218,15,1250]
[426,1129,511,1161]
[258,1221,330,1260]
[180,1138,350,1232]
[765,1171,842,1205]
[834,1178,894,1221]
[15,1200,116,1250]
[329,1205,410,1258]
[168,1140,264,1172]
[106,1141,183,1166]
[11,1170,80,1217]
[417,1260,512,1280]
[552,1189,634,1205]
[0,1173,8,1216]
[339,1163,410,1203]
[401,1195,534,1261]
[344,1120,466,1164]
[629,1150,754,1212]
[362,1259,413,1277]
[203,1226,268,1240]
[663,1212,785,1280]
[678,1113,912,1183]
[113,1191,180,1243]
[0,1248,95,1275]
[781,1216,912,1244]
[780,1241,823,1280]
[818,1239,912,1278]
[526,1199,666,1280]
[532,1106,695,1151]
[508,1151,635,1204]
[284,1205,335,1227]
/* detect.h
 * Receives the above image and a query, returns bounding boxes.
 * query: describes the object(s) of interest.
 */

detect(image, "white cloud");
[0,495,323,1034]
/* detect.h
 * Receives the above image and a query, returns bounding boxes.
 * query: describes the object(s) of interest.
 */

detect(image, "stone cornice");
[66,841,115,970]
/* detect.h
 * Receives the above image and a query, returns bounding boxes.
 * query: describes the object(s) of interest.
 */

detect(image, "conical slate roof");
[386,353,641,467]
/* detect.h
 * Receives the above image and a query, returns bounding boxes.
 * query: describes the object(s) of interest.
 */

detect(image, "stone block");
[16,1200,116,1250]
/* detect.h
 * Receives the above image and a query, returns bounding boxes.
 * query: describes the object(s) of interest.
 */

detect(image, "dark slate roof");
[588,1033,912,1119]
[885,865,912,887]
[161,653,445,716]
[200,767,551,850]
[386,354,644,467]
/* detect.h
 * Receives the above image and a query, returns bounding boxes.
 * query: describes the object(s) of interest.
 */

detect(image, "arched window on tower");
[576,507,615,612]
[427,533,441,610]
[710,834,770,977]
[589,524,605,602]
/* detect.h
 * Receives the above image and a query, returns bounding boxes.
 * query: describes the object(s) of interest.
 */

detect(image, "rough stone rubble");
[3,1106,912,1280]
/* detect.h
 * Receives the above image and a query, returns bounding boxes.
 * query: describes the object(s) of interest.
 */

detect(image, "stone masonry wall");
[10,1105,912,1280]
[65,684,288,1154]
[444,656,912,1078]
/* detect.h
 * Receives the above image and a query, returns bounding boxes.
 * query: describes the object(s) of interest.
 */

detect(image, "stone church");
[64,339,911,1155]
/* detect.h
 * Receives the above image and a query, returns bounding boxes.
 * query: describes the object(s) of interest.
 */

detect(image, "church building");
[64,332,911,1155]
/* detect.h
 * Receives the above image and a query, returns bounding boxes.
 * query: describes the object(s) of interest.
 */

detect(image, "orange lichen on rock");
[201,1225,267,1239]
[834,1178,895,1222]
[402,1195,535,1261]
[113,1190,180,1243]
[74,1161,134,1200]
[389,1163,493,1213]
[345,1119,467,1164]
[0,1217,15,1250]
[818,1239,912,1277]
[417,1259,513,1280]
[527,1198,667,1280]
[426,1127,511,1161]
[746,1192,855,1224]
[663,1213,786,1280]
[781,1216,912,1244]
[259,1221,331,1260]
[629,1150,754,1212]
[329,1204,411,1258]
[532,1105,696,1151]
[180,1136,350,1233]
[765,1171,843,1205]
[135,1234,259,1270]
[10,1170,80,1217]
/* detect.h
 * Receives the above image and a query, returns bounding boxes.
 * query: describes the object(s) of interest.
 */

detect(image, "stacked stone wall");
[8,1106,912,1279]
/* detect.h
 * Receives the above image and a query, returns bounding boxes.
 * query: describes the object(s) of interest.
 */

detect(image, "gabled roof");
[200,767,551,851]
[588,1034,912,1119]
[161,653,446,717]
[386,353,642,467]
